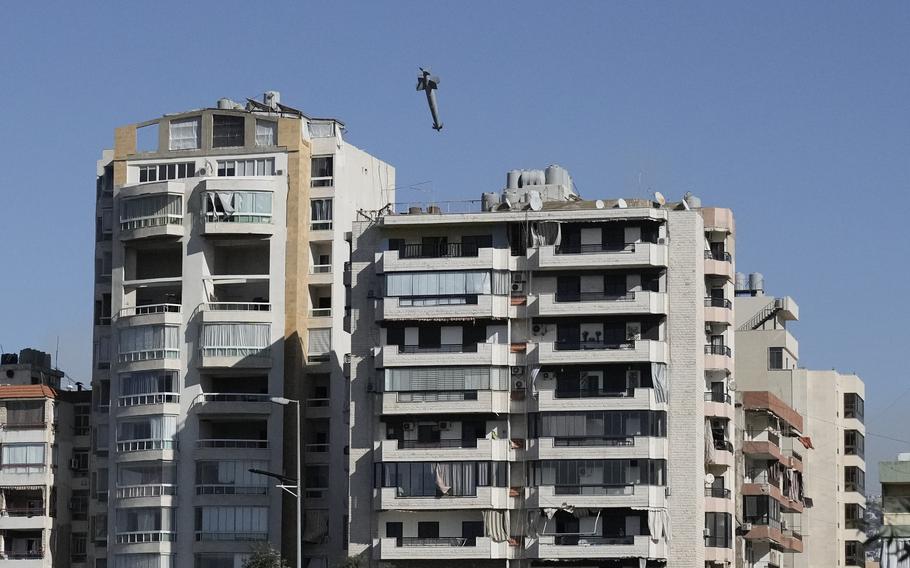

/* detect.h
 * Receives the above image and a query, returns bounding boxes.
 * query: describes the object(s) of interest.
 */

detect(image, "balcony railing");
[1,507,46,517]
[396,390,480,403]
[555,340,634,351]
[195,531,268,542]
[398,242,481,259]
[197,439,268,449]
[396,537,476,547]
[745,429,781,447]
[2,550,45,560]
[555,291,635,303]
[555,388,634,399]
[118,304,181,318]
[713,439,734,452]
[197,393,271,404]
[704,250,733,262]
[705,391,732,404]
[115,531,176,544]
[203,211,272,224]
[705,297,733,309]
[196,484,268,496]
[705,345,732,357]
[202,302,271,312]
[552,484,636,496]
[200,347,270,358]
[121,214,183,232]
[311,220,333,231]
[119,348,179,363]
[556,242,656,255]
[1,421,48,430]
[116,484,177,499]
[311,264,332,274]
[119,393,179,407]
[310,308,332,318]
[552,436,635,447]
[397,343,479,354]
[705,487,732,498]
[116,439,176,452]
[397,439,479,449]
[555,535,634,546]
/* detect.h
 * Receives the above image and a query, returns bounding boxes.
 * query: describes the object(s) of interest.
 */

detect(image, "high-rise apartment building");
[734,278,866,567]
[0,349,91,567]
[90,93,394,568]
[346,168,737,567]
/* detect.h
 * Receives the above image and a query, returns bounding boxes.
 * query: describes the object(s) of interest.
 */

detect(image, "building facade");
[89,93,393,568]
[0,349,91,567]
[734,278,866,567]
[879,455,910,568]
[346,169,737,567]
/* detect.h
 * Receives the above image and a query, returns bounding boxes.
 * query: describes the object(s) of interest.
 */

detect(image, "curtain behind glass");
[168,118,200,150]
[119,326,179,354]
[255,121,276,146]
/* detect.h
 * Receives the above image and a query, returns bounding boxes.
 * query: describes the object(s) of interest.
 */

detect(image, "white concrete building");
[346,169,737,567]
[0,349,91,568]
[89,93,394,568]
[734,279,866,567]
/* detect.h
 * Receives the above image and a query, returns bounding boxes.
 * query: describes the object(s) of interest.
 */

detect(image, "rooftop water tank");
[482,192,499,212]
[685,193,702,208]
[546,164,569,187]
[506,170,521,190]
[217,98,234,109]
[735,272,748,293]
[749,272,764,293]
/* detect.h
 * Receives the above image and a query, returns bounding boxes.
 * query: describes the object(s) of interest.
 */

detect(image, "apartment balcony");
[709,439,735,468]
[377,295,509,321]
[199,346,272,370]
[118,182,185,241]
[308,264,333,285]
[199,302,273,324]
[0,496,49,530]
[115,531,176,545]
[378,438,511,462]
[704,486,734,513]
[116,304,182,327]
[116,392,180,418]
[0,530,46,566]
[532,291,668,318]
[373,485,511,511]
[115,484,177,501]
[533,386,663,412]
[743,429,783,461]
[378,246,510,273]
[704,250,734,280]
[201,207,274,237]
[743,522,803,553]
[378,390,510,416]
[194,393,272,415]
[704,345,733,373]
[528,534,666,560]
[114,439,177,462]
[531,242,669,271]
[704,391,734,419]
[704,545,735,565]
[525,436,667,461]
[535,340,667,366]
[309,220,334,241]
[704,297,734,326]
[701,208,735,233]
[375,342,511,368]
[525,484,666,510]
[742,480,804,513]
[377,536,510,561]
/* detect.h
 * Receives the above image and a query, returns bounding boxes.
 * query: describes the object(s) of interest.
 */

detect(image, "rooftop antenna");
[416,67,443,131]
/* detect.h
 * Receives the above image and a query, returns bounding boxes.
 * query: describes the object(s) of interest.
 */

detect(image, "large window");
[212,115,245,148]
[195,460,270,495]
[120,371,178,405]
[200,323,270,358]
[705,512,732,548]
[168,117,200,150]
[530,459,666,490]
[255,120,276,147]
[307,328,331,361]
[845,541,865,566]
[311,156,334,187]
[115,508,176,541]
[374,461,507,497]
[845,466,865,493]
[844,430,865,458]
[531,411,667,441]
[383,367,510,394]
[2,400,46,428]
[768,347,784,370]
[116,416,177,451]
[204,191,272,224]
[114,554,174,568]
[844,393,864,422]
[217,158,275,177]
[845,503,865,529]
[138,162,195,183]
[385,270,510,304]
[118,325,179,362]
[195,506,268,541]
[0,443,46,472]
[310,199,333,230]
[120,195,182,231]
[195,554,251,568]
[744,495,781,527]
[118,463,177,488]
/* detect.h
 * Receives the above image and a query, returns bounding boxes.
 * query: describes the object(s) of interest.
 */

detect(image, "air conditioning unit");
[439,421,451,431]
[511,366,525,376]
[531,323,547,336]
[741,522,753,532]
[541,371,555,381]
[511,281,525,293]
[703,528,712,538]
[403,422,414,431]
[512,378,525,391]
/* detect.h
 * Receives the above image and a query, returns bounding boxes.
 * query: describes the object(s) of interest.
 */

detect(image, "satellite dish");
[594,199,605,209]
[529,192,543,212]
[653,191,666,206]
[705,473,715,485]
[681,199,690,210]
[616,198,628,209]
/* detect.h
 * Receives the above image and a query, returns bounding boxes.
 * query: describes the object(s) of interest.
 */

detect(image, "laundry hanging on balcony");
[651,363,668,403]
[529,221,561,247]
[482,509,510,542]
[705,418,716,465]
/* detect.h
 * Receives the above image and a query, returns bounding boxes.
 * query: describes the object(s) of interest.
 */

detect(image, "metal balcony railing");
[556,241,657,255]
[705,487,732,498]
[704,297,733,309]
[555,387,635,399]
[118,304,181,318]
[119,393,179,407]
[196,484,268,496]
[396,537,475,547]
[115,531,176,544]
[310,308,332,318]
[552,436,635,447]
[398,242,481,259]
[119,348,180,363]
[704,391,732,404]
[1,507,46,517]
[705,345,732,357]
[196,439,268,449]
[397,439,479,449]
[397,343,479,354]
[311,264,332,274]
[195,531,268,542]
[555,340,635,351]
[555,535,635,546]
[116,484,176,499]
[202,302,271,312]
[197,393,271,404]
[704,250,733,262]
[552,484,636,496]
[121,214,183,232]
[116,439,176,452]
[555,292,635,303]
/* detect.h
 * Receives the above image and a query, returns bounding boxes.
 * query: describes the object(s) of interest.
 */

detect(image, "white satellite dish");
[594,199,605,209]
[705,473,715,485]
[529,192,543,212]
[653,191,666,206]
[616,198,628,209]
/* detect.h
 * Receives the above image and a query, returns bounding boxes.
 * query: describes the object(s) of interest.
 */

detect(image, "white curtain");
[308,328,332,355]
[202,323,270,355]
[217,193,236,216]
[1,444,45,465]
[117,416,176,441]
[651,363,668,403]
[303,510,329,543]
[119,326,179,355]
[169,118,199,150]
[121,371,176,396]
[118,463,176,486]
[705,418,716,465]
[483,510,510,542]
[255,120,276,146]
[882,539,910,568]
[121,195,182,224]
[308,122,334,138]
[384,367,508,392]
[117,507,173,531]
[200,506,267,536]
[647,509,671,544]
[386,271,494,297]
[115,553,174,568]
[310,199,333,221]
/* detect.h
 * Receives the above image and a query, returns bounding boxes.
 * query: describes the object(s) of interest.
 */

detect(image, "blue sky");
[1,2,907,486]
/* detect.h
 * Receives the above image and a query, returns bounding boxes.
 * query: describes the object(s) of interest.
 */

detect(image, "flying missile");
[416,67,443,131]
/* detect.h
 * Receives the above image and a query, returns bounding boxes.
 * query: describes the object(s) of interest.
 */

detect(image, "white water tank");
[264,91,281,108]
[749,272,764,294]
[482,192,500,212]
[217,98,234,109]
[546,164,569,186]
[735,272,748,293]
[507,170,521,189]
[685,193,702,208]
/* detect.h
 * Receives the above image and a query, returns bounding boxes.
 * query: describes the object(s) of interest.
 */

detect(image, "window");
[308,328,332,360]
[168,117,200,150]
[195,461,269,495]
[845,503,865,529]
[116,416,177,450]
[305,465,330,497]
[255,120,276,146]
[120,371,178,404]
[201,323,270,358]
[115,508,176,539]
[71,490,89,520]
[2,400,45,428]
[204,191,272,223]
[768,347,784,370]
[212,115,245,148]
[308,121,335,138]
[386,522,403,539]
[72,451,90,477]
[71,533,87,562]
[0,443,46,472]
[418,522,439,539]
[845,541,864,566]
[118,325,179,362]
[136,123,159,153]
[311,156,334,187]
[844,393,864,422]
[118,463,177,493]
[705,512,732,548]
[310,199,333,230]
[529,459,666,489]
[744,495,781,526]
[75,404,90,435]
[844,430,865,458]
[845,466,865,493]
[383,367,510,393]
[216,158,275,177]
[195,506,268,541]
[385,270,511,302]
[120,195,182,230]
[531,411,667,440]
[138,162,195,183]
[374,461,508,496]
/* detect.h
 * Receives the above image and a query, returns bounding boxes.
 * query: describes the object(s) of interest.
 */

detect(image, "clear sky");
[1,2,907,487]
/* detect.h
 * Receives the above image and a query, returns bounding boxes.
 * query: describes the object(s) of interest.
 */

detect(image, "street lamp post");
[269,396,301,568]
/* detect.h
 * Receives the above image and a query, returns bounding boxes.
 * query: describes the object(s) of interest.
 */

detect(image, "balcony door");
[461,420,484,448]
[557,324,580,348]
[555,511,579,545]
[421,236,448,258]
[556,276,580,302]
